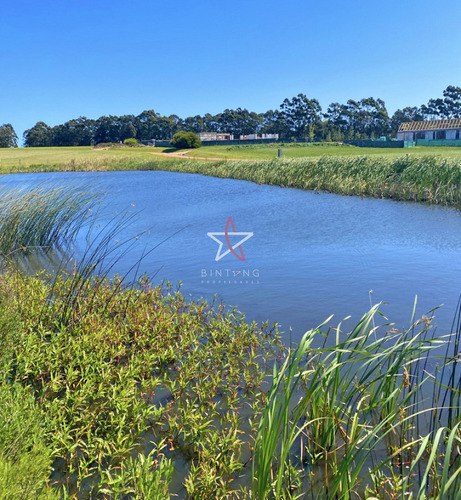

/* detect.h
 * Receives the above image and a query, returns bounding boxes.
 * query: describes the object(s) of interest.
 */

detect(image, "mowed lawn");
[181,143,461,160]
[1,143,461,173]
[0,146,172,172]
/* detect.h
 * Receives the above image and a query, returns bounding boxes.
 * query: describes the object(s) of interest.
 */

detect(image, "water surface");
[3,170,461,343]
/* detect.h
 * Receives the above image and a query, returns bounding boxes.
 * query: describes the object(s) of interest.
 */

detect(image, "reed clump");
[253,304,461,499]
[0,185,97,258]
[152,154,461,208]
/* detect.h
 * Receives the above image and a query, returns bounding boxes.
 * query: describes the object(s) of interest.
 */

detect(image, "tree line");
[1,85,460,148]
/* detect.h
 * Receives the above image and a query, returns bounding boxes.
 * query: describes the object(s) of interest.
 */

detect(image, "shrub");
[171,131,201,149]
[123,138,138,146]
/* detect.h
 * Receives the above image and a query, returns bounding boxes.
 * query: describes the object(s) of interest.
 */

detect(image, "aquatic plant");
[0,271,278,497]
[0,185,97,258]
[252,302,461,499]
[0,183,459,498]
[153,154,461,208]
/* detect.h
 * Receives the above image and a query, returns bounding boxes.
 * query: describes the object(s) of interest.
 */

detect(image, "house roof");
[398,119,461,132]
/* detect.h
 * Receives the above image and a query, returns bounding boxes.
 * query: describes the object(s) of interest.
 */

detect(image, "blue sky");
[1,0,461,142]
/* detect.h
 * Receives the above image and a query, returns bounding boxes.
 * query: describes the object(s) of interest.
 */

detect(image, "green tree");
[118,115,137,141]
[171,131,201,149]
[324,98,389,140]
[0,124,18,148]
[93,116,121,144]
[202,113,220,132]
[324,102,349,140]
[217,108,262,136]
[279,94,322,139]
[442,85,461,118]
[23,122,52,147]
[421,85,461,119]
[182,115,204,133]
[261,110,289,137]
[390,107,424,136]
[168,114,183,135]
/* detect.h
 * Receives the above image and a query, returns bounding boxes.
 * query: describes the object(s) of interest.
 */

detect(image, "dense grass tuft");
[152,154,461,208]
[0,185,97,258]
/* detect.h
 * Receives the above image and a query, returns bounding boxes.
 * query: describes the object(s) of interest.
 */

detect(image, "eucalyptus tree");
[324,98,389,139]
[261,109,288,137]
[202,113,220,132]
[136,110,161,140]
[279,93,322,139]
[93,116,121,144]
[421,85,461,119]
[390,107,424,135]
[182,115,204,133]
[118,115,138,141]
[324,102,349,140]
[0,123,18,148]
[217,108,263,136]
[23,121,53,147]
[51,117,95,146]
[168,114,183,135]
[359,97,390,138]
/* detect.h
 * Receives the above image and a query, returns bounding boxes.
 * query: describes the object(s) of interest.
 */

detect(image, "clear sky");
[1,0,461,143]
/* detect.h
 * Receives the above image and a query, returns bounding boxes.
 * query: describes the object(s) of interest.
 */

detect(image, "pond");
[2,169,461,344]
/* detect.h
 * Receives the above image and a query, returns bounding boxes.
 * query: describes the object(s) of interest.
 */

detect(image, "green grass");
[1,144,461,173]
[2,146,461,210]
[0,185,97,258]
[253,304,461,499]
[181,143,461,160]
[0,146,174,173]
[152,154,461,208]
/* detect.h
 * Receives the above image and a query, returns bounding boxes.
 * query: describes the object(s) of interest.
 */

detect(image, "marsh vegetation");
[0,172,459,498]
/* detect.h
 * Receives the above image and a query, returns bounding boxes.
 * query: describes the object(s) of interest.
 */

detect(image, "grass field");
[1,144,461,173]
[182,143,461,160]
[0,146,171,173]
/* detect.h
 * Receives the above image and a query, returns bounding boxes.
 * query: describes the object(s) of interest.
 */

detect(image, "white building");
[198,132,279,142]
[239,133,279,140]
[397,119,461,141]
[198,132,234,141]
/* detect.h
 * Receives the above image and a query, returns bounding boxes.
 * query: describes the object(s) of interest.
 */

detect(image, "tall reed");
[151,154,461,208]
[0,185,97,258]
[253,303,461,499]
